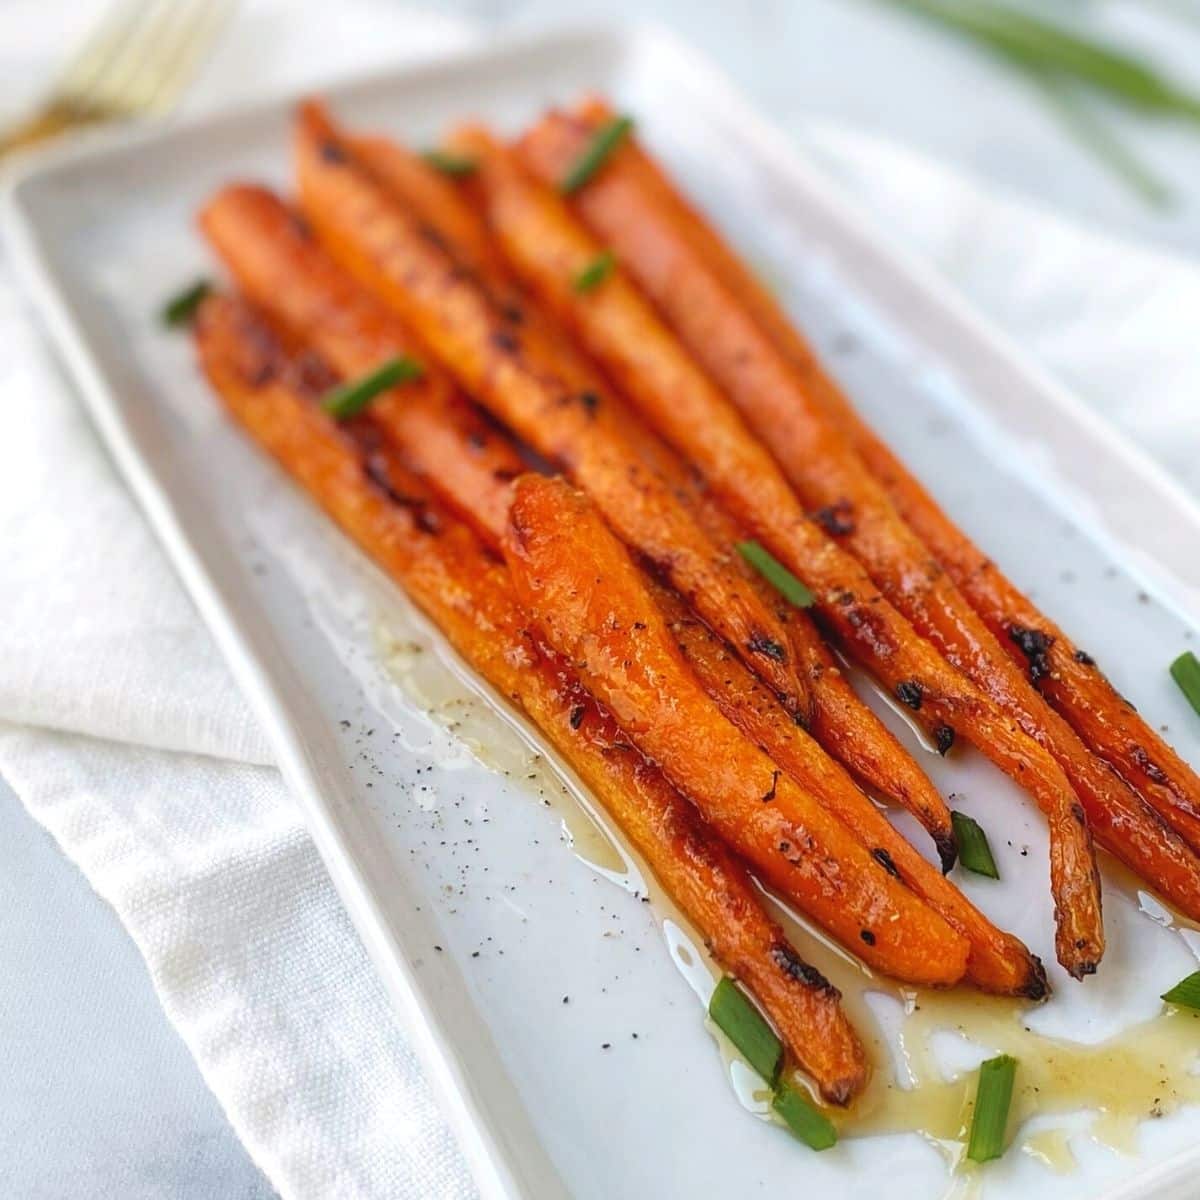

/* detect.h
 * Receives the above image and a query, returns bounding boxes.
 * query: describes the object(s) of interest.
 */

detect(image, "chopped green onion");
[1162,970,1200,1010]
[422,149,477,177]
[951,811,999,880]
[321,356,425,421]
[967,1054,1017,1163]
[709,977,782,1084]
[736,540,815,608]
[573,249,616,293]
[160,279,211,327]
[1170,651,1200,719]
[772,1082,838,1151]
[560,115,634,194]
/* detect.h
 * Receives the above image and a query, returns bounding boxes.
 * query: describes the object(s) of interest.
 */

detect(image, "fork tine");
[54,0,146,109]
[142,0,238,115]
[79,0,187,118]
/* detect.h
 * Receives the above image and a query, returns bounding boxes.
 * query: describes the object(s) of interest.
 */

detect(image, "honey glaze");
[374,620,630,880]
[759,890,1200,1176]
[366,595,1200,1185]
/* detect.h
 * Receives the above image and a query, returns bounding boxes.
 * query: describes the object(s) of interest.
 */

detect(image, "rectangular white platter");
[7,24,1200,1200]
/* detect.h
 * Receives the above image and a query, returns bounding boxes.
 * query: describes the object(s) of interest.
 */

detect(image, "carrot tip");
[1020,957,1050,1002]
[935,831,958,875]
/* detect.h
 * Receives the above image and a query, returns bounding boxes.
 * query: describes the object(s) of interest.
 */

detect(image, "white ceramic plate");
[6,25,1200,1200]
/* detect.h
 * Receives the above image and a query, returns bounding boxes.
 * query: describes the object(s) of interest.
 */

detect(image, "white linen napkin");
[5,9,1200,1198]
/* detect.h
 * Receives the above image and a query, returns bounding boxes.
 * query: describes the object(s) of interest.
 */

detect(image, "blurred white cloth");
[4,7,1200,1199]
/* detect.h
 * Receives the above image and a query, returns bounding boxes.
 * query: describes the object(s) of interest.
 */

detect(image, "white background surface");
[4,2,1200,1198]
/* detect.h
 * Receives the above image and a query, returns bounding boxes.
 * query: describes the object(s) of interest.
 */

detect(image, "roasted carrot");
[200,184,520,542]
[291,100,816,727]
[512,114,1106,975]
[195,291,869,1104]
[350,126,950,861]
[348,133,513,281]
[314,292,1011,987]
[863,441,1200,854]
[609,410,958,865]
[648,581,1045,998]
[503,473,971,987]
[552,100,1200,915]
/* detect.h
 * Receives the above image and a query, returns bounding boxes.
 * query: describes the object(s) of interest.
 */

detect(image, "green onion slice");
[709,977,782,1084]
[773,1083,838,1151]
[422,149,477,177]
[966,1054,1017,1163]
[573,249,616,293]
[736,540,815,608]
[321,356,424,421]
[1162,970,1200,1010]
[560,115,634,194]
[1170,651,1200,719]
[951,811,999,880]
[160,279,211,327]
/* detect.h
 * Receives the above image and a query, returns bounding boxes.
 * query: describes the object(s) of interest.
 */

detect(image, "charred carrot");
[200,185,520,543]
[503,474,971,987]
[513,113,1105,975]
[195,292,869,1104]
[616,404,959,863]
[555,100,1200,918]
[291,100,815,727]
[649,580,1045,998]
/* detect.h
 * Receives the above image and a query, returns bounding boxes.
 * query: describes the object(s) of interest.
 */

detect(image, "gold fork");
[0,0,238,159]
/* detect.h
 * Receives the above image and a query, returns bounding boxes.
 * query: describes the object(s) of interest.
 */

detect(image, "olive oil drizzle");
[373,608,1200,1182]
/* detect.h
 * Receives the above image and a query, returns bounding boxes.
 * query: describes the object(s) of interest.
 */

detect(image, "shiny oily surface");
[365,565,1200,1190]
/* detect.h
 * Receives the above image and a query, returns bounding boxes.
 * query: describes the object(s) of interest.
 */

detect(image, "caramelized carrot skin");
[452,125,964,858]
[517,112,1105,976]
[857,426,1200,850]
[349,133,512,281]
[200,184,519,542]
[563,99,1200,918]
[650,581,1046,998]
[326,296,1019,989]
[195,293,868,1104]
[504,474,970,987]
[290,101,814,727]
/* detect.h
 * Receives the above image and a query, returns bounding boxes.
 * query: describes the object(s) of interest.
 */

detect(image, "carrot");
[347,122,951,832]
[291,100,816,728]
[503,473,971,987]
[347,133,513,281]
[200,184,519,542]
[334,323,1039,996]
[616,410,960,865]
[649,581,1045,998]
[330,127,959,864]
[195,291,869,1104]
[556,100,1200,916]
[513,113,1107,976]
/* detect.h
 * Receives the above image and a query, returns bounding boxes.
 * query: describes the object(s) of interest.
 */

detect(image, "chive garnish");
[161,279,211,327]
[709,977,783,1084]
[1170,651,1200,719]
[1162,970,1200,1010]
[422,149,477,178]
[321,356,424,421]
[573,249,616,293]
[951,811,999,880]
[772,1082,838,1151]
[560,115,633,194]
[966,1054,1017,1163]
[736,540,815,608]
